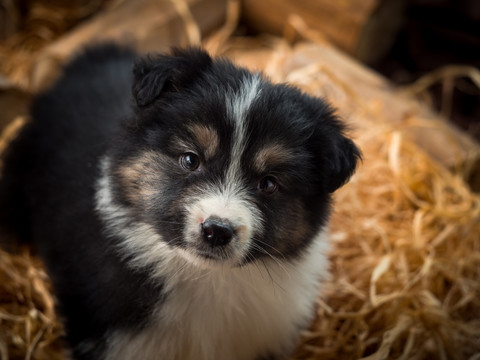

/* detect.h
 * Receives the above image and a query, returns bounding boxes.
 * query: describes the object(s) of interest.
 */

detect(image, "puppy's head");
[110,48,361,268]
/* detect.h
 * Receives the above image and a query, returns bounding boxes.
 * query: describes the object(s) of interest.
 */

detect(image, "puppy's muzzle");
[201,217,234,247]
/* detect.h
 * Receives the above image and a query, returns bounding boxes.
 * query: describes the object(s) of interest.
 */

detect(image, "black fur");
[0,45,164,357]
[0,44,361,359]
[132,47,213,107]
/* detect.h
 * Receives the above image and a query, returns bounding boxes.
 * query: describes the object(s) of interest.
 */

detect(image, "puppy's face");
[111,49,360,268]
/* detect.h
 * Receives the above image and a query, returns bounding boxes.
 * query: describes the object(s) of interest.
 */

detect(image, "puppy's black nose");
[201,219,234,247]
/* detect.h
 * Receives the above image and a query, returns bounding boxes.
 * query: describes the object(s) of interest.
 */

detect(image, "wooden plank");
[31,0,228,90]
[241,0,404,63]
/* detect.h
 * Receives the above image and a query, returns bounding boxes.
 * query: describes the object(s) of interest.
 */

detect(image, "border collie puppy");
[0,44,360,360]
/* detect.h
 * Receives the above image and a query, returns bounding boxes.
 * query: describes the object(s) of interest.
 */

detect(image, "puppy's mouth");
[192,247,232,261]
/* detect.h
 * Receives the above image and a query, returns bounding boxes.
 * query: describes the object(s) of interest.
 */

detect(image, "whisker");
[247,251,268,282]
[260,257,286,294]
[190,268,213,282]
[243,253,256,282]
[155,220,183,225]
[249,243,290,277]
[254,238,286,260]
[168,261,190,280]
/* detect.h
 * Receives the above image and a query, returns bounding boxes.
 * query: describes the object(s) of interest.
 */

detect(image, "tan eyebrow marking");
[188,124,220,160]
[253,144,296,173]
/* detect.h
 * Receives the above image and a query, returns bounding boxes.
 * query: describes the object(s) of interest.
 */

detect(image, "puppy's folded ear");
[132,48,212,107]
[326,135,361,193]
[306,100,362,193]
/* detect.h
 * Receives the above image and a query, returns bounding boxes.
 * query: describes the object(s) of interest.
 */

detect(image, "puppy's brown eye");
[257,176,278,195]
[180,152,200,171]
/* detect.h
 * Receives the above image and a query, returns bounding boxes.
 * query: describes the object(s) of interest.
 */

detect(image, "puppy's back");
[0,45,135,245]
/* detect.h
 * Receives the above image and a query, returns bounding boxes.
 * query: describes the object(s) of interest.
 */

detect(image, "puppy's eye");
[257,176,278,195]
[180,152,200,171]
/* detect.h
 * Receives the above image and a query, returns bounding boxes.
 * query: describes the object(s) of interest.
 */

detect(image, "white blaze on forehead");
[226,73,262,124]
[225,74,262,187]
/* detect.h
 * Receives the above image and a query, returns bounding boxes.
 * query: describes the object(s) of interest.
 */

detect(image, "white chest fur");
[104,233,329,360]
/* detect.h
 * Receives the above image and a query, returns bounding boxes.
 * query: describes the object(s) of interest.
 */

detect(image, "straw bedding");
[293,126,480,360]
[1,3,480,360]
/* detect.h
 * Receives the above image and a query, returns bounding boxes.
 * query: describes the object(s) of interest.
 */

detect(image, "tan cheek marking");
[118,151,170,206]
[189,124,219,160]
[253,144,295,173]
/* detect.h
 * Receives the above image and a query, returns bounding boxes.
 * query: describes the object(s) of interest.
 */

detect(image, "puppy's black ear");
[326,135,361,193]
[307,99,361,193]
[132,48,213,107]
